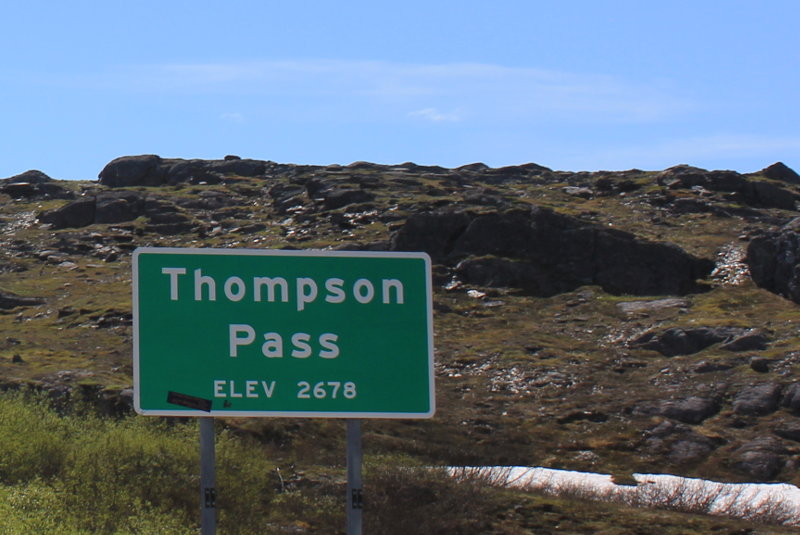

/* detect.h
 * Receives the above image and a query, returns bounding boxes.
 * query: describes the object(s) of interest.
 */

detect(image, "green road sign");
[133,248,434,418]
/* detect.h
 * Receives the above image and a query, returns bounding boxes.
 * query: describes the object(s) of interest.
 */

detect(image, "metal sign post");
[346,419,363,535]
[200,418,216,535]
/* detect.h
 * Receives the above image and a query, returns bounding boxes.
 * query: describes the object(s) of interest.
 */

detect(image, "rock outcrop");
[747,220,800,303]
[97,155,273,187]
[656,164,797,210]
[0,170,73,199]
[38,199,96,229]
[391,206,713,296]
[38,191,193,234]
[0,289,45,310]
[756,161,800,184]
[630,327,767,356]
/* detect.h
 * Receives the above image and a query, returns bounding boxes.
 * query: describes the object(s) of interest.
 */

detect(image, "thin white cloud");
[85,59,690,124]
[408,107,461,122]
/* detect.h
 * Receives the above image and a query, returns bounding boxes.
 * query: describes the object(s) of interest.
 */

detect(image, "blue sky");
[1,1,798,180]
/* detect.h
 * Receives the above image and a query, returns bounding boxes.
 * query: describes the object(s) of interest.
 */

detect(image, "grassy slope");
[2,166,800,531]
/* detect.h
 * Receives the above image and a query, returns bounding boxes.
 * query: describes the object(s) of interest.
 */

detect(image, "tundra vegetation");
[2,156,800,533]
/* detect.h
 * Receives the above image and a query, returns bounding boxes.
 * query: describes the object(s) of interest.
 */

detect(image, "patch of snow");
[448,466,800,525]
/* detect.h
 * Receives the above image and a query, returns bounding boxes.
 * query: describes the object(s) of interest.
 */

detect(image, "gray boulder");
[481,162,554,184]
[719,329,769,351]
[38,199,96,229]
[95,192,147,224]
[656,165,710,188]
[6,169,53,184]
[735,450,783,481]
[740,180,797,210]
[774,421,800,442]
[208,158,266,177]
[645,420,718,464]
[322,188,375,210]
[733,437,787,480]
[781,383,800,413]
[98,155,166,187]
[658,397,720,424]
[758,162,800,184]
[669,438,715,464]
[630,327,748,357]
[1,170,73,200]
[1,182,36,197]
[0,289,45,310]
[733,383,782,416]
[268,183,307,213]
[749,357,771,373]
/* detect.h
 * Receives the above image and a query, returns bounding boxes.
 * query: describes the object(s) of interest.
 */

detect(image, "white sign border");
[132,247,435,418]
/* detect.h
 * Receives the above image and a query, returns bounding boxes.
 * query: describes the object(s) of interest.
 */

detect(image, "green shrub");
[57,417,198,532]
[0,392,279,533]
[0,479,73,534]
[0,392,70,482]
[0,478,196,534]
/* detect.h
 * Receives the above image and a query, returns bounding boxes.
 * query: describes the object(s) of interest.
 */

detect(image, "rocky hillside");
[3,155,800,485]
